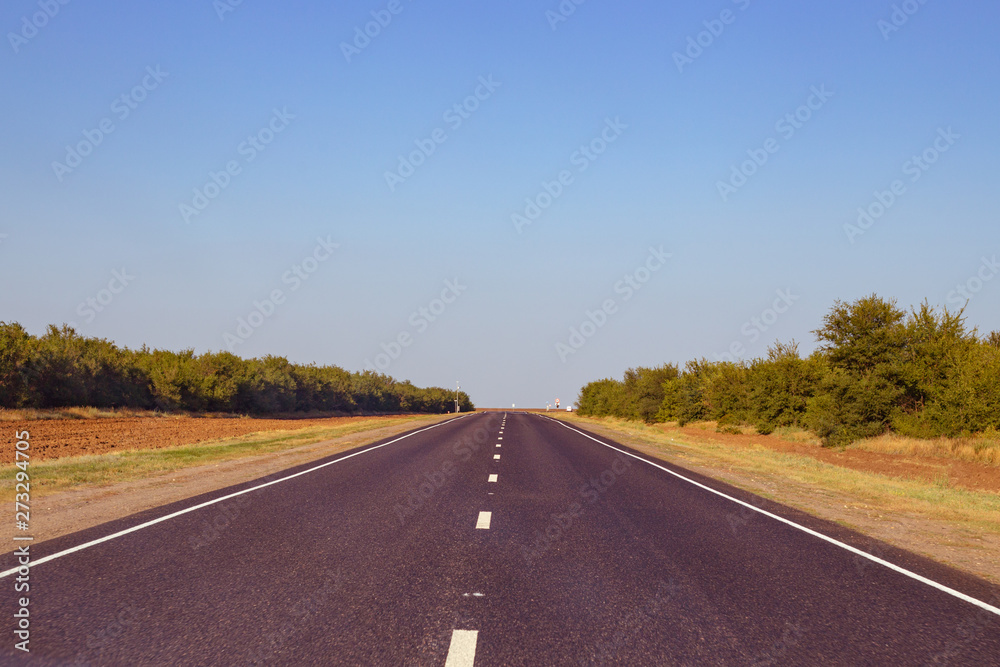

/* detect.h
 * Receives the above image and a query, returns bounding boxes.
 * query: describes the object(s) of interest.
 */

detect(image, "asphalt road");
[4,412,1000,665]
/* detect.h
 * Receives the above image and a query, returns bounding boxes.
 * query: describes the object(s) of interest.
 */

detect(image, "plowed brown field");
[10,415,407,461]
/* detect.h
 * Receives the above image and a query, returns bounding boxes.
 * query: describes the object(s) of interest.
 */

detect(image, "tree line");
[0,323,474,415]
[576,295,1000,446]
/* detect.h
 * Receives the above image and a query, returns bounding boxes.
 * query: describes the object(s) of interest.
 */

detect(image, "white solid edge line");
[445,629,478,667]
[476,511,492,529]
[0,414,472,579]
[542,416,1000,618]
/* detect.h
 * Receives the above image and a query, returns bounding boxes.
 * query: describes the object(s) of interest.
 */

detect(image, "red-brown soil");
[9,415,413,461]
[666,425,1000,494]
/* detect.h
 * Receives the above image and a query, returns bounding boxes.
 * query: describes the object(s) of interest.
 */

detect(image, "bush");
[574,295,1000,446]
[0,322,472,415]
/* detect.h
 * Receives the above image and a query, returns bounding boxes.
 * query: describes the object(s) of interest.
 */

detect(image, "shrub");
[575,294,999,446]
[0,322,471,415]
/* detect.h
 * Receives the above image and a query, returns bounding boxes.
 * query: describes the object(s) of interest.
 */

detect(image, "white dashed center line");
[476,511,492,529]
[493,454,500,460]
[488,474,498,482]
[445,629,479,666]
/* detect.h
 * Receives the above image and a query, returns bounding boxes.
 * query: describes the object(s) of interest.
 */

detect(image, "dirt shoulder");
[550,414,1000,585]
[3,414,458,556]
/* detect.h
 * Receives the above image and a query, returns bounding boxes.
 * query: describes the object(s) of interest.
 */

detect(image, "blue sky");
[2,0,998,408]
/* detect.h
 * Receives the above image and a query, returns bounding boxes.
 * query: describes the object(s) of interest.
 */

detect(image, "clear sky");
[2,0,998,408]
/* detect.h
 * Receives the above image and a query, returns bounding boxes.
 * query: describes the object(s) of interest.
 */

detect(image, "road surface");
[4,412,999,665]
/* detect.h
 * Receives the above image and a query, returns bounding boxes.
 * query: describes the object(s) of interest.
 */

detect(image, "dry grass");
[772,425,823,445]
[0,407,175,421]
[661,419,997,463]
[680,420,822,444]
[0,406,415,422]
[850,431,1000,467]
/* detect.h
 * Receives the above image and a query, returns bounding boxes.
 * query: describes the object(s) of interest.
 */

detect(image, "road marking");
[489,474,498,482]
[476,511,492,529]
[0,415,473,579]
[445,629,479,666]
[493,454,500,460]
[496,444,501,448]
[497,437,502,440]
[544,416,1000,619]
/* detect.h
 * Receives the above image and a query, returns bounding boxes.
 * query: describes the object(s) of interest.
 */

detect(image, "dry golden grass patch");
[850,431,1000,466]
[0,407,169,421]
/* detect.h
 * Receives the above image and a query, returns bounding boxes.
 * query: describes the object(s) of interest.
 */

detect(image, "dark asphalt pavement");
[3,412,999,665]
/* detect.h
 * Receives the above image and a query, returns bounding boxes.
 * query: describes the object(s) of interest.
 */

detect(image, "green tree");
[0,322,34,408]
[746,341,822,434]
